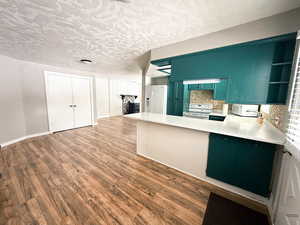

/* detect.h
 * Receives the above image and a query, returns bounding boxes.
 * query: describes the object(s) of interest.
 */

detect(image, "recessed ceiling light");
[80,59,93,64]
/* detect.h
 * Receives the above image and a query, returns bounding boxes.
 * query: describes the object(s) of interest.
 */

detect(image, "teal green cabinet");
[213,79,228,100]
[206,133,276,197]
[188,84,199,90]
[188,83,214,90]
[225,42,275,104]
[227,39,296,104]
[155,33,296,115]
[266,40,296,104]
[167,81,184,116]
[199,83,214,90]
[186,81,228,101]
[151,58,171,67]
[167,81,176,115]
[183,85,190,112]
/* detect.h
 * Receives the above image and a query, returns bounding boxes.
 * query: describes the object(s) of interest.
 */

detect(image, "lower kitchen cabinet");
[206,133,276,197]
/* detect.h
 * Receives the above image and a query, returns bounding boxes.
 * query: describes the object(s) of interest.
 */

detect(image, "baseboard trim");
[0,131,52,148]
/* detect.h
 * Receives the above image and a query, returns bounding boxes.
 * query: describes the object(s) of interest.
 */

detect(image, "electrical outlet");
[274,117,280,126]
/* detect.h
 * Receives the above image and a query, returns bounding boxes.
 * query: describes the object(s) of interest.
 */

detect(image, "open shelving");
[267,39,296,104]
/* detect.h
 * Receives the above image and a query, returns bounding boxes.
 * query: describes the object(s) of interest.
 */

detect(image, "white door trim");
[44,71,95,132]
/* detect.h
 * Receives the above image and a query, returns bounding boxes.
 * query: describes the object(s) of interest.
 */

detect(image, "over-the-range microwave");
[231,104,259,117]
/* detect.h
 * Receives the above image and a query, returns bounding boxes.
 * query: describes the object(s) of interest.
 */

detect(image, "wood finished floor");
[0,116,266,225]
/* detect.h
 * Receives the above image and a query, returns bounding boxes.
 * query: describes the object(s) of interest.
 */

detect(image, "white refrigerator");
[145,85,168,114]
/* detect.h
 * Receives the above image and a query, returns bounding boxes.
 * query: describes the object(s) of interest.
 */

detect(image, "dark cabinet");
[208,115,226,121]
[206,133,276,197]
[167,81,184,116]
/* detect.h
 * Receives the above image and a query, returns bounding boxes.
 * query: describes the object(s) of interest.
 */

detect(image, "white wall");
[151,8,300,60]
[109,79,123,116]
[20,61,50,135]
[0,54,142,145]
[96,77,142,117]
[0,55,26,144]
[20,61,99,136]
[96,78,110,118]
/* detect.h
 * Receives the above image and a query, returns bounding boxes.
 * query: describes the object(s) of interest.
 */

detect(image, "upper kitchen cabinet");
[188,83,215,90]
[226,42,276,104]
[213,79,228,100]
[228,37,296,104]
[151,58,171,67]
[153,33,296,109]
[267,40,296,104]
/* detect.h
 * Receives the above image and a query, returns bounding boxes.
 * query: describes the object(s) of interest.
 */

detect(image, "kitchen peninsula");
[126,112,285,202]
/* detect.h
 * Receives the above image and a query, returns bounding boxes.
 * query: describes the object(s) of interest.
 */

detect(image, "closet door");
[46,74,74,132]
[72,77,92,128]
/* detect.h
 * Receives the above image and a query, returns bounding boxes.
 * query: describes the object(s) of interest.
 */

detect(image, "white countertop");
[125,113,286,145]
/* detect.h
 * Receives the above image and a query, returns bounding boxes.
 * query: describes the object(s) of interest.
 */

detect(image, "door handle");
[73,105,77,108]
[69,105,73,107]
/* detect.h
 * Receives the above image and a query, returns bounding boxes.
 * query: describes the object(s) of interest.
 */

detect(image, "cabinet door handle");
[69,105,73,107]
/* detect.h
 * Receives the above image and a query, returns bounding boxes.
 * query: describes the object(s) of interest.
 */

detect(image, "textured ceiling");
[0,0,300,74]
